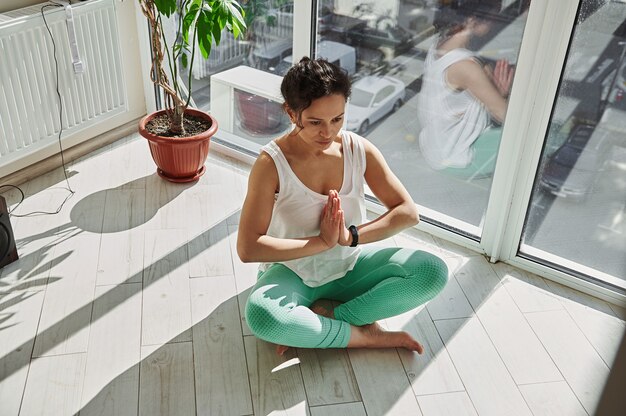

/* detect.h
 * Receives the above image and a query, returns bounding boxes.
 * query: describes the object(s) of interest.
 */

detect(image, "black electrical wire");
[2,1,77,217]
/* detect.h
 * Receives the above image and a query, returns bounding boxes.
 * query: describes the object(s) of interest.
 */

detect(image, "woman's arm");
[446,58,510,123]
[236,152,338,263]
[340,138,419,246]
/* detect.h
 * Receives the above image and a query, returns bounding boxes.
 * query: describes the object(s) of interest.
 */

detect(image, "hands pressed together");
[492,59,515,98]
[318,190,353,249]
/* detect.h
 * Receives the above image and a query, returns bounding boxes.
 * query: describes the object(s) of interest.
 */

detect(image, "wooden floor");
[0,133,624,416]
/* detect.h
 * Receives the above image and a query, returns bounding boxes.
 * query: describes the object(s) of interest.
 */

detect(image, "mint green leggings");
[445,127,502,179]
[245,246,448,349]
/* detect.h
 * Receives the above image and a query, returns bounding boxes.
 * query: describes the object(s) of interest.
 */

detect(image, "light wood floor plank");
[80,284,142,416]
[608,303,626,321]
[33,233,100,357]
[70,142,119,193]
[188,224,233,278]
[544,280,617,315]
[97,189,146,286]
[417,391,479,416]
[491,262,563,313]
[426,272,474,320]
[142,229,192,346]
[545,280,626,367]
[386,306,464,396]
[244,336,310,416]
[435,317,533,416]
[20,353,87,416]
[185,181,244,229]
[0,290,45,416]
[0,184,76,293]
[139,342,196,416]
[309,402,366,416]
[107,134,153,190]
[525,310,610,414]
[454,257,562,384]
[297,347,362,406]
[518,381,587,416]
[228,224,259,337]
[143,176,192,230]
[348,348,423,416]
[190,275,253,416]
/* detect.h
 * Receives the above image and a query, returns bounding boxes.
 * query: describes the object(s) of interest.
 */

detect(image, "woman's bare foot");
[276,344,290,356]
[275,303,336,356]
[349,322,424,354]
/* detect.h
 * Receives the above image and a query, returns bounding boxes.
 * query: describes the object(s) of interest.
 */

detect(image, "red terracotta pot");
[138,108,218,183]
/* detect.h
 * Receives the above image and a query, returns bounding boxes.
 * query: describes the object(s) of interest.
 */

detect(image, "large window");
[521,0,626,290]
[148,0,626,302]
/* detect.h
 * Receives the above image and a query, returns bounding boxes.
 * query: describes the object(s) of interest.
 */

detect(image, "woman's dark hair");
[280,57,351,127]
[434,0,502,39]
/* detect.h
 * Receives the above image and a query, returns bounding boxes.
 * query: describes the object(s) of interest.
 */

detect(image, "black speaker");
[0,195,18,268]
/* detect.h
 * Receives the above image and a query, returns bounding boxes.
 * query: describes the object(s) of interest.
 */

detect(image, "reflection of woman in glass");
[417,0,514,179]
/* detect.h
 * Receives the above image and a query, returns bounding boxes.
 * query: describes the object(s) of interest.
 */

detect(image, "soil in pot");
[146,113,212,137]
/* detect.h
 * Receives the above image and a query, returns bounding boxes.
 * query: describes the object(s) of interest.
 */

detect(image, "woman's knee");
[406,251,449,297]
[245,291,281,342]
[427,254,449,294]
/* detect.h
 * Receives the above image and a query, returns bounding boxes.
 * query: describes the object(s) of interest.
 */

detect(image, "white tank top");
[258,130,367,287]
[417,41,490,169]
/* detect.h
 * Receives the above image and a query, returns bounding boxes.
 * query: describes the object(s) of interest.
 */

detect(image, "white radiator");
[0,0,126,167]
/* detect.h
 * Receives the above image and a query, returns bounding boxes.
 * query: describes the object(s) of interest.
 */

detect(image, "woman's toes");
[276,344,290,356]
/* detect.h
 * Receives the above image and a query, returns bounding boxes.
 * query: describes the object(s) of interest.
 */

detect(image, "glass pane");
[317,0,530,236]
[521,0,626,288]
[161,1,294,149]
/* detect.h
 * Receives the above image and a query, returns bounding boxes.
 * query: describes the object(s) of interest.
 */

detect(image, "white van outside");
[275,40,357,76]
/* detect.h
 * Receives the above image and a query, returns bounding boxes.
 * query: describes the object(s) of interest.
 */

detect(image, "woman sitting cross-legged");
[237,57,449,355]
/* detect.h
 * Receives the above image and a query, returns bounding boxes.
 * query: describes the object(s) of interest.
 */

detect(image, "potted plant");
[137,0,246,182]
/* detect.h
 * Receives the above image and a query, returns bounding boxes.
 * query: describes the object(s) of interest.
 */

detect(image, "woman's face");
[292,94,346,150]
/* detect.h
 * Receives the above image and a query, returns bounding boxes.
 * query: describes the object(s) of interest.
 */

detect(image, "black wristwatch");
[348,225,359,247]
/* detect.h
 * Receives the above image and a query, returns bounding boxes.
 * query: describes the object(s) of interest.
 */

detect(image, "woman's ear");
[284,105,297,124]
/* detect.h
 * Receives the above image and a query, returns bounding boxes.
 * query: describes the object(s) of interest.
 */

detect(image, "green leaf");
[153,0,176,17]
[182,3,199,44]
[224,0,246,32]
[181,52,188,68]
[211,17,222,45]
[196,10,213,59]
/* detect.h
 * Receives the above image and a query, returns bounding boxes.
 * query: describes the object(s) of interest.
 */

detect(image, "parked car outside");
[342,22,415,59]
[346,76,406,134]
[539,123,612,199]
[275,40,357,77]
[251,38,292,72]
[318,7,366,34]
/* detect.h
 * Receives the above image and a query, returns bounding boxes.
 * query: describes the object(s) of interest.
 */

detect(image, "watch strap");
[348,225,359,247]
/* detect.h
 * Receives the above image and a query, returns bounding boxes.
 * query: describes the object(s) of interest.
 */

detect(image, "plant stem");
[185,0,203,109]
